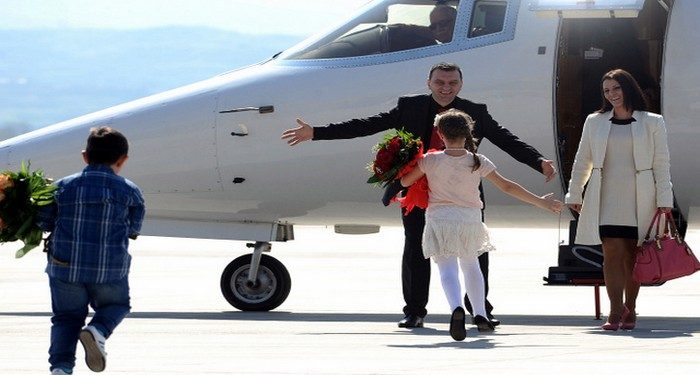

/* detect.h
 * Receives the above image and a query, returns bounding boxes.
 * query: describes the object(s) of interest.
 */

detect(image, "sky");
[0,0,373,133]
[0,0,372,35]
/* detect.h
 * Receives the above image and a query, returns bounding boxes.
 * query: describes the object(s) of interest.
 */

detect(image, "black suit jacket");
[313,94,545,173]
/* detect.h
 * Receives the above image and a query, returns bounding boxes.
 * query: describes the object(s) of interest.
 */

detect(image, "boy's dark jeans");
[48,276,131,371]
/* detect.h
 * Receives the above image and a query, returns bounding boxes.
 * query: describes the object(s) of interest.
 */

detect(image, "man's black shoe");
[472,315,500,327]
[398,315,424,328]
[473,315,496,332]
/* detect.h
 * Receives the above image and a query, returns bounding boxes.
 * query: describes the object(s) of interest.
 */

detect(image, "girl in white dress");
[401,109,563,341]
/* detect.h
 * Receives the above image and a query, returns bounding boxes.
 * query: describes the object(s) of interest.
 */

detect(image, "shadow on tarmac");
[1,311,698,338]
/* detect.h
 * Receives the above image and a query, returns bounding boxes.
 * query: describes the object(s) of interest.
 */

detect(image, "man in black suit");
[282,62,556,328]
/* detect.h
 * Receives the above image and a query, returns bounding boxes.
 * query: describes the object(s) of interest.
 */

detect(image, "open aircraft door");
[660,0,698,222]
[533,1,672,312]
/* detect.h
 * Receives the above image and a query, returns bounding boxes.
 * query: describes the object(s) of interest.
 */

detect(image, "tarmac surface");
[1,224,699,374]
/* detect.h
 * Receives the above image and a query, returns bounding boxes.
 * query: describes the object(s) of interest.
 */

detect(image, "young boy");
[37,127,145,374]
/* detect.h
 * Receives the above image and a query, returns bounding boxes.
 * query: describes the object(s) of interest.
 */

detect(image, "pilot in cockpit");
[387,4,456,50]
[291,2,459,59]
[428,4,457,43]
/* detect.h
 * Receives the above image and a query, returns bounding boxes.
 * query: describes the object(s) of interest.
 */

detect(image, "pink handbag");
[633,210,700,284]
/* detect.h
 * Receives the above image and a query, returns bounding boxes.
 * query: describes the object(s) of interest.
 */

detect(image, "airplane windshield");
[281,0,460,60]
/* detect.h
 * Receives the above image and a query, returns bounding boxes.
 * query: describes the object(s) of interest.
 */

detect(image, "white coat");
[565,111,673,245]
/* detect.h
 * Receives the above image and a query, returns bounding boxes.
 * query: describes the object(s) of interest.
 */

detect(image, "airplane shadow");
[1,311,699,338]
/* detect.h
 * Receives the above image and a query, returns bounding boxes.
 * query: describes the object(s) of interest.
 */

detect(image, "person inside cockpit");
[289,2,458,59]
[428,4,457,43]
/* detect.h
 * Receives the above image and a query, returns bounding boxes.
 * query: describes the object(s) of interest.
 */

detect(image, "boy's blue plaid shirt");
[37,164,145,283]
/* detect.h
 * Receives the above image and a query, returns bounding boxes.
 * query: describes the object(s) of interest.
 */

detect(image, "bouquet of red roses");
[0,161,56,258]
[367,129,423,187]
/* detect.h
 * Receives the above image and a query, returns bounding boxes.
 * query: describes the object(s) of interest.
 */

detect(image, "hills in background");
[0,28,302,140]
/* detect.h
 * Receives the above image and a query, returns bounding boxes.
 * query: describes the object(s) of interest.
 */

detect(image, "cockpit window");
[283,0,460,60]
[468,0,507,37]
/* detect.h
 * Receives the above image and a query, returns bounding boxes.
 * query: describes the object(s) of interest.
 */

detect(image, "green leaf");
[1,160,55,258]
[15,242,38,258]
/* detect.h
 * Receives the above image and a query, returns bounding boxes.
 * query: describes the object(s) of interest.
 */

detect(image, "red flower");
[387,137,401,153]
[366,129,422,187]
[374,148,395,175]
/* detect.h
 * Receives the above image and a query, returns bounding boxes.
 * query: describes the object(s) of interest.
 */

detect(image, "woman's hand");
[567,203,582,213]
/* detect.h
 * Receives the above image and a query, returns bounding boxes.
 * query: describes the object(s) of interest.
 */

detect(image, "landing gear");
[220,241,291,311]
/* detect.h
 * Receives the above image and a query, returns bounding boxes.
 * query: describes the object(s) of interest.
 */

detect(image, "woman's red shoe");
[621,307,636,330]
[601,321,621,331]
[602,311,622,331]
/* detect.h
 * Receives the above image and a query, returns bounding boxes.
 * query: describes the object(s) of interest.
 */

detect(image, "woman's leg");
[602,237,629,322]
[459,256,486,318]
[433,256,462,311]
[621,238,640,318]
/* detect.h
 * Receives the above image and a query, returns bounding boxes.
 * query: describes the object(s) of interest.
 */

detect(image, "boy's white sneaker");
[50,369,71,375]
[79,325,107,372]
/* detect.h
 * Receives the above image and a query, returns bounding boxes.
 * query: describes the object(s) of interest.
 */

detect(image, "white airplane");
[1,0,696,311]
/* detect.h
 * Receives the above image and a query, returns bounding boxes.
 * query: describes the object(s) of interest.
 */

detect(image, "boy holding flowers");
[36,127,145,374]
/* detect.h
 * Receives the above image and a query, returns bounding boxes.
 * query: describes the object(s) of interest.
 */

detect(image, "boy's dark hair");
[85,126,129,164]
[434,109,481,172]
[429,62,463,80]
[598,68,649,113]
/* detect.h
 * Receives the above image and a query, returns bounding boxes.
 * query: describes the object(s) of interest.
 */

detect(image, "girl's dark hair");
[598,69,649,113]
[85,126,129,164]
[434,109,481,172]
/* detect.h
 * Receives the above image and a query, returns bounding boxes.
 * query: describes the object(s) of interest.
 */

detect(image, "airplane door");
[214,90,286,220]
[661,0,699,221]
[214,101,272,191]
[536,0,675,286]
[530,0,669,188]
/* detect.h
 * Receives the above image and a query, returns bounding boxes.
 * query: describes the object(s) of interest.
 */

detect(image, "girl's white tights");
[434,255,487,318]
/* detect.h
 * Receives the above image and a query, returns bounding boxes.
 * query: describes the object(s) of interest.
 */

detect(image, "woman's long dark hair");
[597,69,649,113]
[434,109,481,172]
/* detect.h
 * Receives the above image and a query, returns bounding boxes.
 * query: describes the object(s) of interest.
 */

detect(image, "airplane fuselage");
[2,0,697,242]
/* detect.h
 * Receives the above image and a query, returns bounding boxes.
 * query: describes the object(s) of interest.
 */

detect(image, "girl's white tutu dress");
[422,205,496,259]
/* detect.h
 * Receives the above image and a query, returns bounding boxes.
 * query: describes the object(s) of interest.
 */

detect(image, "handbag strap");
[664,211,683,241]
[643,209,663,241]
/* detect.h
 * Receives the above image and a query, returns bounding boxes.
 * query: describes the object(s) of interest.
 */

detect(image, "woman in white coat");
[565,69,673,331]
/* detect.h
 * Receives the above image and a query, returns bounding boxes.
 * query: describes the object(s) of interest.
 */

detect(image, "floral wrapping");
[0,161,56,258]
[366,129,429,214]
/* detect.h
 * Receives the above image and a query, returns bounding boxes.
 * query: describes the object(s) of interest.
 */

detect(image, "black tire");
[220,254,291,311]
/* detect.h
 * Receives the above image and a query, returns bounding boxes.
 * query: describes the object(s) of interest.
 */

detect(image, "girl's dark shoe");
[473,315,495,332]
[449,307,467,341]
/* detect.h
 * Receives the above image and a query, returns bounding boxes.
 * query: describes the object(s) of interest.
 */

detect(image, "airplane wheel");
[220,254,291,311]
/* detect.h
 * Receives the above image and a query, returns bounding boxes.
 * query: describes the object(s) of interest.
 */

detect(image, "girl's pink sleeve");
[478,154,497,177]
[418,153,432,172]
